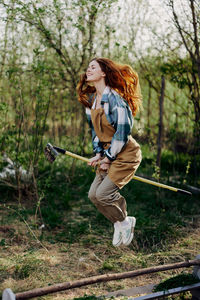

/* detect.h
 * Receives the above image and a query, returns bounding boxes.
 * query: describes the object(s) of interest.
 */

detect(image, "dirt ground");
[1,217,200,299]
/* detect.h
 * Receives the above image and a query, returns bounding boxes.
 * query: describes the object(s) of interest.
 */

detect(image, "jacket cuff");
[104,149,116,161]
[94,148,104,156]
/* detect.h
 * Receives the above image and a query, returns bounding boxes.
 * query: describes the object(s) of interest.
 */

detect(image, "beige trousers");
[88,172,127,223]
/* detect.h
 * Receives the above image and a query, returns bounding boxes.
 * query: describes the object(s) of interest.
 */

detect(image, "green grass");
[34,163,199,253]
[0,151,200,300]
[14,255,47,280]
[1,152,199,250]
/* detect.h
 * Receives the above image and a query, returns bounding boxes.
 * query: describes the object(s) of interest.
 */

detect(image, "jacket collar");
[91,86,110,109]
[101,86,112,103]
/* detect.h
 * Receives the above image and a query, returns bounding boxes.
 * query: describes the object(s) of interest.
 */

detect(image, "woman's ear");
[101,72,106,77]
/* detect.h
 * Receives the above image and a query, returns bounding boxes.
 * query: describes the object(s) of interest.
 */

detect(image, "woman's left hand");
[100,157,111,171]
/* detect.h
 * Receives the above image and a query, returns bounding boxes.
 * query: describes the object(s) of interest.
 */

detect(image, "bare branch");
[190,0,200,77]
[168,0,196,62]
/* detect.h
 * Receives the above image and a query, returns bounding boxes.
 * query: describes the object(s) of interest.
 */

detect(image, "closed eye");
[87,66,95,71]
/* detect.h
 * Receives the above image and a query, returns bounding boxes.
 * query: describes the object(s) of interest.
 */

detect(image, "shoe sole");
[123,217,136,246]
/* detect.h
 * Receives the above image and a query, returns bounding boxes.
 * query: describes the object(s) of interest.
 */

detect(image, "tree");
[156,75,165,174]
[166,0,200,153]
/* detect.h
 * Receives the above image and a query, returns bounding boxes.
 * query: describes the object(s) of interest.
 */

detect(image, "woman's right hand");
[88,153,101,166]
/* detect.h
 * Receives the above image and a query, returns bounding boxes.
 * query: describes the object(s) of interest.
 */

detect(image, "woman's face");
[86,60,105,82]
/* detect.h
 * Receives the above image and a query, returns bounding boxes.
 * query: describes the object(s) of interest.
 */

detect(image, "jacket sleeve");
[104,94,133,161]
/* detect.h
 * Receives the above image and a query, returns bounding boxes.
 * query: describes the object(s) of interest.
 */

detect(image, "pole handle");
[133,176,192,195]
[52,145,192,196]
[65,150,90,163]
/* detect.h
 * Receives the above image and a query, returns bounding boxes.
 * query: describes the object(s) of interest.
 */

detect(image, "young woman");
[77,57,142,247]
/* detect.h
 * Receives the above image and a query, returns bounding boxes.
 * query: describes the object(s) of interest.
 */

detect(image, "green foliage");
[160,150,200,183]
[0,2,199,298]
[1,141,199,250]
[160,58,196,89]
[100,258,123,272]
[14,255,46,280]
[0,0,199,255]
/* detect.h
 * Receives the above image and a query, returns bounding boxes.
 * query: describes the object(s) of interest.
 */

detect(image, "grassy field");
[0,153,200,299]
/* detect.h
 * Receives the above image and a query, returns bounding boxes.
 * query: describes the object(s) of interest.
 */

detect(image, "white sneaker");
[112,222,122,247]
[121,216,136,246]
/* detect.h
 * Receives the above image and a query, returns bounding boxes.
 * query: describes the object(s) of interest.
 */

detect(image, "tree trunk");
[147,81,151,141]
[156,76,165,174]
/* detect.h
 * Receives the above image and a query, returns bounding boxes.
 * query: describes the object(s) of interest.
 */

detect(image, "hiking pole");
[44,143,192,196]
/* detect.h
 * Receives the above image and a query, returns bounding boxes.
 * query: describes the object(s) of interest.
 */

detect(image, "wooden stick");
[61,148,191,195]
[15,259,200,299]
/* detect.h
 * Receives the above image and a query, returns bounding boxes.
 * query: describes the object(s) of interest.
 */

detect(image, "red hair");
[76,57,142,116]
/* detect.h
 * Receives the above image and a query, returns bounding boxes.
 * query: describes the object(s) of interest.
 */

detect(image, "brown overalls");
[88,108,142,223]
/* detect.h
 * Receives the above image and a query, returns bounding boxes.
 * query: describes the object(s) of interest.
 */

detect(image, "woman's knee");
[88,188,97,204]
[95,188,108,203]
[95,178,118,204]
